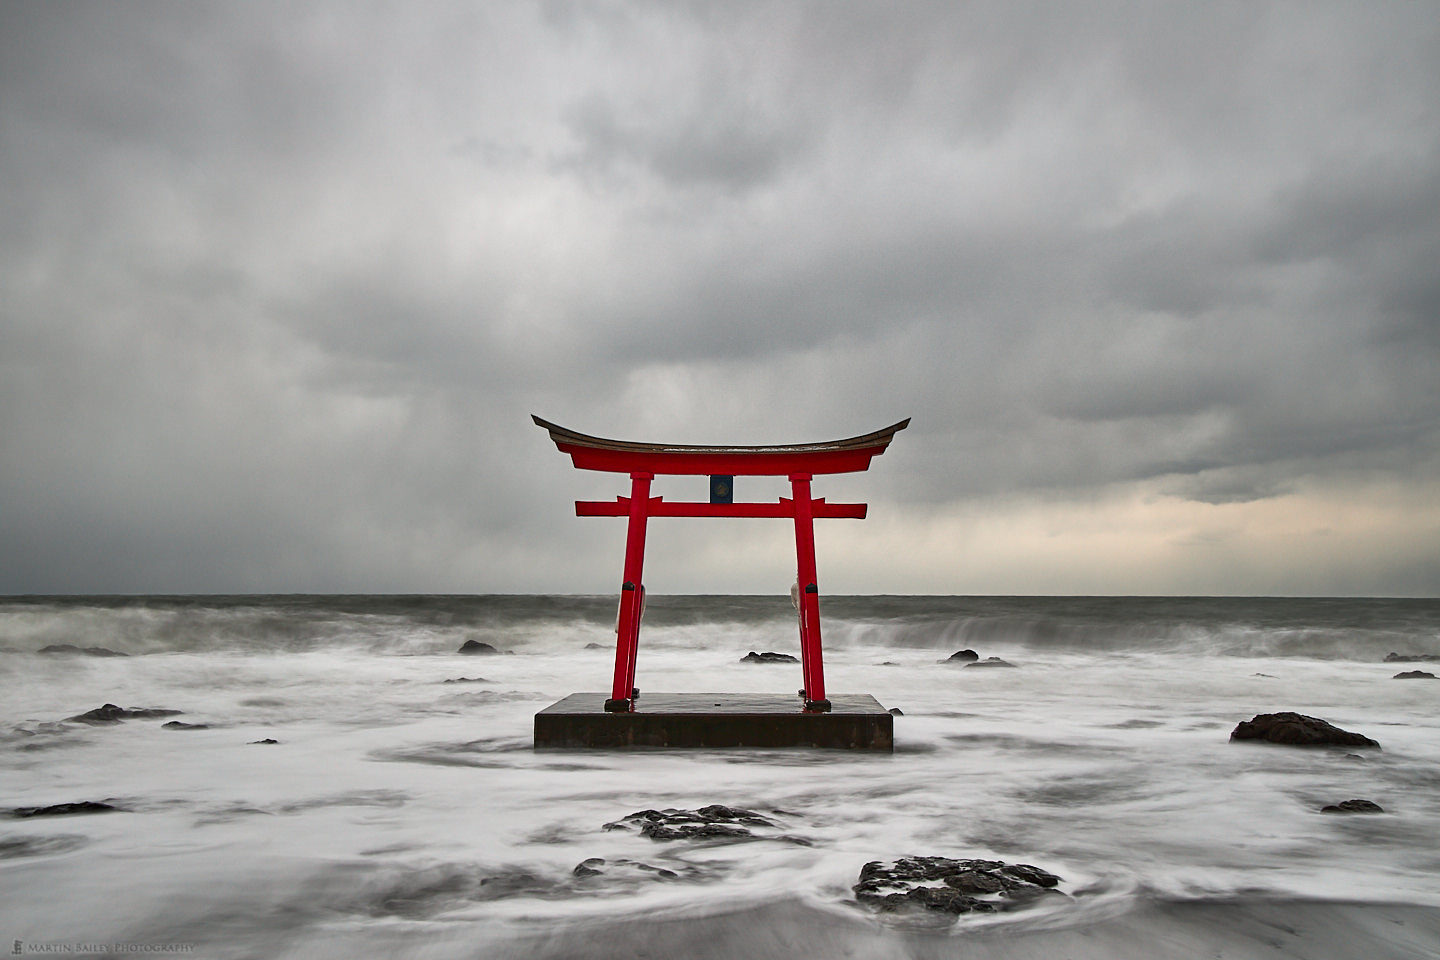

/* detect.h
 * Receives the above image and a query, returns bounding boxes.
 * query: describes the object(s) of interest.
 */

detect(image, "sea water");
[1,595,1438,959]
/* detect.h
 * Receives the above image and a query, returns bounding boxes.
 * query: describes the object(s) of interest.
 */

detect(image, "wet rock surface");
[740,651,799,663]
[249,738,279,745]
[38,644,128,657]
[11,801,119,818]
[944,649,979,662]
[1322,799,1384,814]
[1384,652,1440,662]
[854,856,1063,916]
[457,640,500,655]
[442,677,491,684]
[1229,712,1380,748]
[162,721,210,730]
[571,857,698,881]
[1393,670,1436,679]
[965,657,1017,668]
[64,704,183,725]
[603,805,809,844]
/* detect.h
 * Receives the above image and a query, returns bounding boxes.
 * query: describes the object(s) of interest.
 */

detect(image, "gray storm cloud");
[1,1,1437,595]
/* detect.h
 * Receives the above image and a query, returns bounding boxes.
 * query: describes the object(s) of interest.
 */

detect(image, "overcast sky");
[2,1,1437,596]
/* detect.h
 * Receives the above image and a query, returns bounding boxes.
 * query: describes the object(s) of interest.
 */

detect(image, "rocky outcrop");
[1321,799,1384,814]
[11,801,118,818]
[854,857,1062,915]
[442,677,490,684]
[162,721,210,730]
[1393,670,1436,679]
[1384,652,1440,662]
[458,640,500,655]
[64,704,183,725]
[1229,712,1380,748]
[249,738,279,745]
[965,657,1017,668]
[37,644,128,657]
[603,805,809,844]
[740,651,798,663]
[945,649,979,662]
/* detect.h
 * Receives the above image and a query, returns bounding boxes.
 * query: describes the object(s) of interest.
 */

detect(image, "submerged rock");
[584,642,607,650]
[603,805,808,844]
[740,651,799,663]
[1393,670,1436,679]
[1384,652,1440,662]
[1321,799,1384,814]
[458,640,500,655]
[37,644,128,657]
[944,649,979,662]
[162,721,210,730]
[442,677,491,684]
[854,856,1063,916]
[572,857,681,880]
[249,738,279,745]
[1229,712,1380,749]
[11,801,119,818]
[965,657,1017,669]
[64,704,183,725]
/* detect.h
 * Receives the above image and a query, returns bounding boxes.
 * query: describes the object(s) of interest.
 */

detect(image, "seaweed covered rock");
[64,704,183,725]
[1229,712,1379,748]
[11,801,119,818]
[854,857,1062,916]
[740,651,798,663]
[38,644,128,657]
[603,805,808,844]
[1321,799,1384,814]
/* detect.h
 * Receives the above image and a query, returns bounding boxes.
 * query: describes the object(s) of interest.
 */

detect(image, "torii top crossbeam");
[534,414,909,713]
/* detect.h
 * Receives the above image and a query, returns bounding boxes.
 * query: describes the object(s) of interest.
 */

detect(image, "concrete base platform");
[534,692,893,750]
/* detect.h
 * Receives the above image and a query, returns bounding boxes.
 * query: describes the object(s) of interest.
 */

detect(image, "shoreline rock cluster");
[853,856,1063,916]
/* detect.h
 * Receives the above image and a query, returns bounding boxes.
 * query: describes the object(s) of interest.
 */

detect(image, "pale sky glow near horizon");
[2,1,1438,597]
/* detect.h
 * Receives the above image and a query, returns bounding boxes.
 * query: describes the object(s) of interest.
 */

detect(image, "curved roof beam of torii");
[532,415,910,476]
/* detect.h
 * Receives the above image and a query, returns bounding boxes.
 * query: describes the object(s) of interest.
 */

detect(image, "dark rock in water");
[854,856,1063,916]
[442,677,491,684]
[1321,799,1384,814]
[740,651,799,663]
[458,640,500,655]
[162,721,210,730]
[965,657,1016,669]
[945,649,979,662]
[878,661,900,666]
[604,805,809,844]
[1393,670,1436,679]
[249,738,279,745]
[584,642,607,650]
[11,801,118,818]
[572,857,680,880]
[1229,712,1380,749]
[65,704,183,725]
[888,707,904,716]
[1384,652,1440,662]
[38,644,128,657]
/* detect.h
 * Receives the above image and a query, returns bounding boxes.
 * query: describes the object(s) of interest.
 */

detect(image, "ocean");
[2,594,1439,959]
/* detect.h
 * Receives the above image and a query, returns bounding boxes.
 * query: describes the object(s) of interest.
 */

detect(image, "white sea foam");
[2,596,1439,957]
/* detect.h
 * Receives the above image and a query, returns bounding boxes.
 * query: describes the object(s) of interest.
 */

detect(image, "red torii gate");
[534,415,909,714]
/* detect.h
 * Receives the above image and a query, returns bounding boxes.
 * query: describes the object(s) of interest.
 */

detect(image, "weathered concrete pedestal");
[534,693,893,750]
